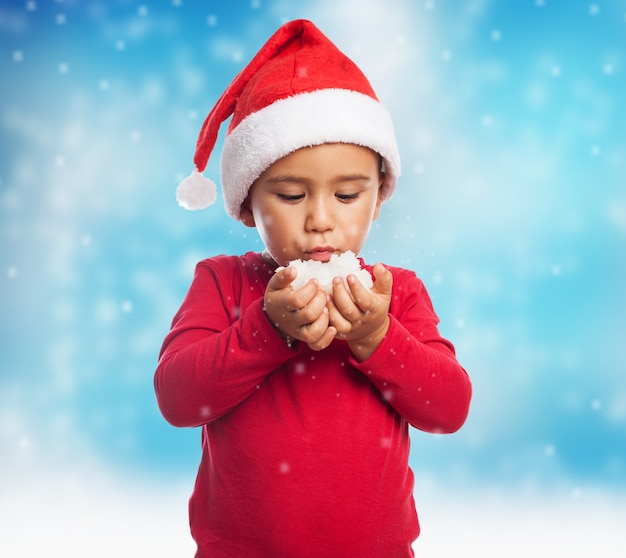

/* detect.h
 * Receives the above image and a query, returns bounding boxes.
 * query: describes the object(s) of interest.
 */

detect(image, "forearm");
[155,300,299,427]
[350,315,472,433]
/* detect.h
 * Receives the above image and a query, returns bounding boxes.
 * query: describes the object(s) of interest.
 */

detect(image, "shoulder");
[367,262,426,294]
[192,252,274,296]
[195,251,267,276]
[384,264,421,284]
[373,263,439,320]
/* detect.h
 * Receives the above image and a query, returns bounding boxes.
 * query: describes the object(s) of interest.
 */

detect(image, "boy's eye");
[277,193,304,202]
[336,192,360,202]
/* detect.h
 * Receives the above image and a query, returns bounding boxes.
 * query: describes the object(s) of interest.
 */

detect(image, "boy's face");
[240,143,384,267]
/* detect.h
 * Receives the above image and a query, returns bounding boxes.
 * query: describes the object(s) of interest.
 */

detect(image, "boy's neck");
[261,250,279,268]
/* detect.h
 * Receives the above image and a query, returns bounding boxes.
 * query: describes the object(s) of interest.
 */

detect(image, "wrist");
[348,316,390,361]
[263,304,297,348]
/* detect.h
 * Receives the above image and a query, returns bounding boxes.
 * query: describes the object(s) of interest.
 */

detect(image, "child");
[155,19,471,558]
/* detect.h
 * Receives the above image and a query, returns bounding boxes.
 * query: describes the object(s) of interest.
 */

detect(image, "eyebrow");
[264,173,374,185]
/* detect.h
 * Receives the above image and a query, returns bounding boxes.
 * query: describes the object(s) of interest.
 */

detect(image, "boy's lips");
[306,247,336,262]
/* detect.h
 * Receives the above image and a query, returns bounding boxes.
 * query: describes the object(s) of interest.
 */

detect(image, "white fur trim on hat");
[220,88,401,220]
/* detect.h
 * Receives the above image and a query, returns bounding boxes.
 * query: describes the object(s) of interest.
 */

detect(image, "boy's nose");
[305,200,334,232]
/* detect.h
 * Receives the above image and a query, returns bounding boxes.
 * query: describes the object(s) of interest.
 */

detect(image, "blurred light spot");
[55,155,65,167]
[95,298,119,326]
[481,115,492,127]
[590,399,602,411]
[526,82,548,107]
[26,1,36,10]
[606,201,626,232]
[142,77,164,104]
[207,15,217,26]
[138,5,148,17]
[49,338,77,394]
[58,62,69,74]
[279,461,291,474]
[545,444,555,457]
[551,65,561,77]
[607,392,626,423]
[7,266,18,278]
[210,38,245,63]
[590,145,601,156]
[53,299,76,325]
[491,30,502,41]
[56,13,66,25]
[589,4,600,16]
[13,50,23,62]
[121,300,133,313]
[251,0,261,8]
[602,63,614,75]
[115,40,126,51]
[98,79,109,91]
[130,130,141,141]
[441,49,452,62]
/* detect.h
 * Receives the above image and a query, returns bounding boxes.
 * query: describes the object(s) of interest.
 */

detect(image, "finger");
[345,274,374,312]
[294,286,328,323]
[298,304,330,342]
[326,297,352,336]
[283,278,320,312]
[308,326,337,352]
[371,263,393,296]
[332,276,360,317]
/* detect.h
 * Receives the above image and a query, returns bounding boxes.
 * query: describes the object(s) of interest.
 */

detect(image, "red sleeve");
[154,258,301,427]
[349,267,472,434]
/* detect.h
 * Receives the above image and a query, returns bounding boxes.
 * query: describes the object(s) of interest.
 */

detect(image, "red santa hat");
[176,19,401,220]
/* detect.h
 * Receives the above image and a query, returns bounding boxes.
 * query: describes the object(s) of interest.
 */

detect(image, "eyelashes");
[277,193,305,202]
[335,192,360,201]
[276,192,361,203]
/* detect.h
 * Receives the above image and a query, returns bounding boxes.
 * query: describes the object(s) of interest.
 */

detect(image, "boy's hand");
[327,263,392,361]
[264,266,337,351]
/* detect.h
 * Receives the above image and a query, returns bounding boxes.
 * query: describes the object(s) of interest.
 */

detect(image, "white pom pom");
[176,170,217,210]
[277,250,373,293]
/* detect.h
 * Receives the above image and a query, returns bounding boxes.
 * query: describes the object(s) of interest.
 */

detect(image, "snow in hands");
[277,250,374,293]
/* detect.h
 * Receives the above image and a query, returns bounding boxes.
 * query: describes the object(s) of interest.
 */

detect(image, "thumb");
[268,265,297,291]
[371,263,392,296]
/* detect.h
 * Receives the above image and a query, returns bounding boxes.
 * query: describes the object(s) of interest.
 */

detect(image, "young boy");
[155,19,471,558]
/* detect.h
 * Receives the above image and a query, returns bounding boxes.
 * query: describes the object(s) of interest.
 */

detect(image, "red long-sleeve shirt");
[155,251,471,558]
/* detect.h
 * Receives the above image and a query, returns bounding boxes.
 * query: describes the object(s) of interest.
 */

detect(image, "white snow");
[278,250,373,293]
[1,464,624,557]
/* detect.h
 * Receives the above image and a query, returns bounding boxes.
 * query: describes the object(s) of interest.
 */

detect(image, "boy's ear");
[239,199,256,228]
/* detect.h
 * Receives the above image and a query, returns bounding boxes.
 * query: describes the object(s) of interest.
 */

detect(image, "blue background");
[1,0,625,555]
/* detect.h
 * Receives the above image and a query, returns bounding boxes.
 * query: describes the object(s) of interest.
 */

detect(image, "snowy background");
[1,0,625,556]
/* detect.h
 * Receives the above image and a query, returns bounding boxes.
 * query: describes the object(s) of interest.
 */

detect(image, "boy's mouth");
[306,247,336,262]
